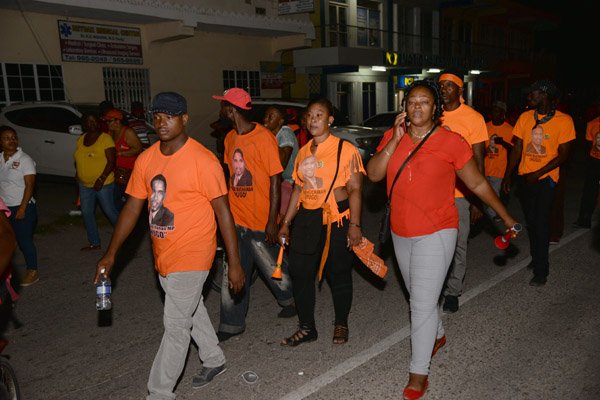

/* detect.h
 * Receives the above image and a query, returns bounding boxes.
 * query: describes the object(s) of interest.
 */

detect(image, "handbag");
[115,166,133,187]
[290,140,344,254]
[379,126,436,243]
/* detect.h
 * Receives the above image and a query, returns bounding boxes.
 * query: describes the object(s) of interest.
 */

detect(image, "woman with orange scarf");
[278,98,365,346]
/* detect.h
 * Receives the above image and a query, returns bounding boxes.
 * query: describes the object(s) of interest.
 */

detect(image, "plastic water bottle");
[96,268,112,310]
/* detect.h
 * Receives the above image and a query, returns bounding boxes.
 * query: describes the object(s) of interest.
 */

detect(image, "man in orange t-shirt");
[484,100,513,220]
[94,92,245,396]
[438,72,488,313]
[575,114,600,228]
[212,88,296,342]
[503,80,575,286]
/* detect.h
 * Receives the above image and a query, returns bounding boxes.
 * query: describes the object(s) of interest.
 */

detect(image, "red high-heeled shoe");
[403,379,428,400]
[431,335,446,357]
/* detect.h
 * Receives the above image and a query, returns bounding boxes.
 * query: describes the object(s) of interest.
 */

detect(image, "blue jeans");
[219,225,294,334]
[8,202,38,270]
[78,182,119,246]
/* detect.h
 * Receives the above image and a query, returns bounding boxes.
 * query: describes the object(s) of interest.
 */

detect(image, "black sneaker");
[192,364,227,389]
[443,295,459,314]
[277,304,297,318]
[216,330,244,342]
[529,276,547,287]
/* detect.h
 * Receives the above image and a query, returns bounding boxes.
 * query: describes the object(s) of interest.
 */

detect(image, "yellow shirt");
[74,133,115,187]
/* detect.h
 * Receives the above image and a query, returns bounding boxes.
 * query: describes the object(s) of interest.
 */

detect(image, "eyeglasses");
[104,118,120,123]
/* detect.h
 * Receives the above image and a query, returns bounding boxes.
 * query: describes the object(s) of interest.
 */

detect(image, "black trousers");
[517,176,555,279]
[288,206,354,330]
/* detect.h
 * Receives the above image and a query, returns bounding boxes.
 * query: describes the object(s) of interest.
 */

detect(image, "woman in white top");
[0,125,39,286]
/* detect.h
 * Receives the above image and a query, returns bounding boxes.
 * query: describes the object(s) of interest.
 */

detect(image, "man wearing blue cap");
[94,91,245,398]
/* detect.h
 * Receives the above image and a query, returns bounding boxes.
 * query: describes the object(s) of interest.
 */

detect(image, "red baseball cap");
[212,88,252,110]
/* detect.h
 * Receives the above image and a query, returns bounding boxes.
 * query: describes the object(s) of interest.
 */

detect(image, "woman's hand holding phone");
[393,112,408,143]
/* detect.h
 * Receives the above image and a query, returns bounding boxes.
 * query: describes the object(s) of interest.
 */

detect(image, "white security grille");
[103,67,151,113]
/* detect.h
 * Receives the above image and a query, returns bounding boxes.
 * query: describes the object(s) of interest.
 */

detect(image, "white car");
[0,102,156,177]
[249,99,385,162]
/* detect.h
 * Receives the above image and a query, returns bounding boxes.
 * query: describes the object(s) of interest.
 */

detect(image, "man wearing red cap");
[212,88,296,342]
[438,72,488,313]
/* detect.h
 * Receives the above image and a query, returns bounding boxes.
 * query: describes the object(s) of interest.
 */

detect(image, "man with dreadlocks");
[502,80,576,286]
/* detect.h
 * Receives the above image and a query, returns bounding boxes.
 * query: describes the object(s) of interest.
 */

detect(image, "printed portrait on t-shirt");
[231,148,253,187]
[594,132,600,152]
[525,125,547,156]
[149,174,174,229]
[486,134,499,156]
[299,155,323,189]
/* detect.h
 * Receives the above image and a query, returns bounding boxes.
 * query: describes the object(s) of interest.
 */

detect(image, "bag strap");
[387,125,437,200]
[323,138,344,204]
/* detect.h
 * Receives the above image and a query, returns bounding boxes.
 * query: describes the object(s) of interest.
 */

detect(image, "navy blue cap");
[150,92,187,116]
[526,80,560,98]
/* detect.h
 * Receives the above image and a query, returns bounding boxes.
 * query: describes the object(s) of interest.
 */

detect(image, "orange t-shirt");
[440,103,488,197]
[513,109,576,182]
[484,120,513,178]
[224,123,283,230]
[127,138,228,276]
[293,135,365,224]
[586,116,600,160]
[377,126,472,237]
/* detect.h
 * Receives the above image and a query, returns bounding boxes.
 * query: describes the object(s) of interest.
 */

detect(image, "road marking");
[279,228,590,400]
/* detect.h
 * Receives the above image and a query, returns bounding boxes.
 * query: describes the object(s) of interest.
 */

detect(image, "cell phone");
[401,98,409,130]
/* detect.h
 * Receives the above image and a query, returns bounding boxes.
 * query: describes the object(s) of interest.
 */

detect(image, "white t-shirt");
[0,148,37,207]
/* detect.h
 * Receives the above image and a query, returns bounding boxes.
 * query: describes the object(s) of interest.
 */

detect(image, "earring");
[328,123,331,126]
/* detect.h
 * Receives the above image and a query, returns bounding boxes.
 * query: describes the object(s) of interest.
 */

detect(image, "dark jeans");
[517,176,555,279]
[8,202,38,270]
[577,156,600,225]
[289,204,354,329]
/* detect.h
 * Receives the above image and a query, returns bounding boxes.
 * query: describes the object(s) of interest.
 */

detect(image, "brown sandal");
[332,324,349,344]
[80,244,101,251]
[281,326,318,347]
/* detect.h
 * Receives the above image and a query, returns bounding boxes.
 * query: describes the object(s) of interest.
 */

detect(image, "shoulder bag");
[379,127,436,243]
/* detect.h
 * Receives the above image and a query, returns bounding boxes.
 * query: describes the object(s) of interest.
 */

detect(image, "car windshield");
[362,113,396,129]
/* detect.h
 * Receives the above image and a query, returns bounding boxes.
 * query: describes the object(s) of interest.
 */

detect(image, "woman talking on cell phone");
[366,80,519,400]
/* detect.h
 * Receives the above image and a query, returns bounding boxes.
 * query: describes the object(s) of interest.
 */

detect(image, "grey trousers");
[444,197,471,297]
[147,271,225,400]
[392,229,457,375]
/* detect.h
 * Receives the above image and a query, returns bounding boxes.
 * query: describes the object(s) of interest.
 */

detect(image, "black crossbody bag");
[379,127,436,243]
[291,140,344,254]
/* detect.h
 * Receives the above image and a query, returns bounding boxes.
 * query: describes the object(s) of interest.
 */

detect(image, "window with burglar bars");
[222,70,260,97]
[103,67,151,112]
[0,63,65,106]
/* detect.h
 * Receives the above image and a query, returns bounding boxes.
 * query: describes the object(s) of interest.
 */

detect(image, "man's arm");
[265,174,281,243]
[522,141,572,185]
[0,212,16,276]
[211,195,245,293]
[502,137,523,193]
[278,146,293,170]
[94,196,145,283]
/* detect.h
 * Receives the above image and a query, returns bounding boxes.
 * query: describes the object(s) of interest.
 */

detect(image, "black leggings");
[289,200,354,330]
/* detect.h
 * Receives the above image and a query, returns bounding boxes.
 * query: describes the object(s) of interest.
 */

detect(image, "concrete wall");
[0,9,288,151]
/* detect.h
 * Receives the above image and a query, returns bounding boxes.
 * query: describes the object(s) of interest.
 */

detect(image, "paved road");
[4,138,600,400]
